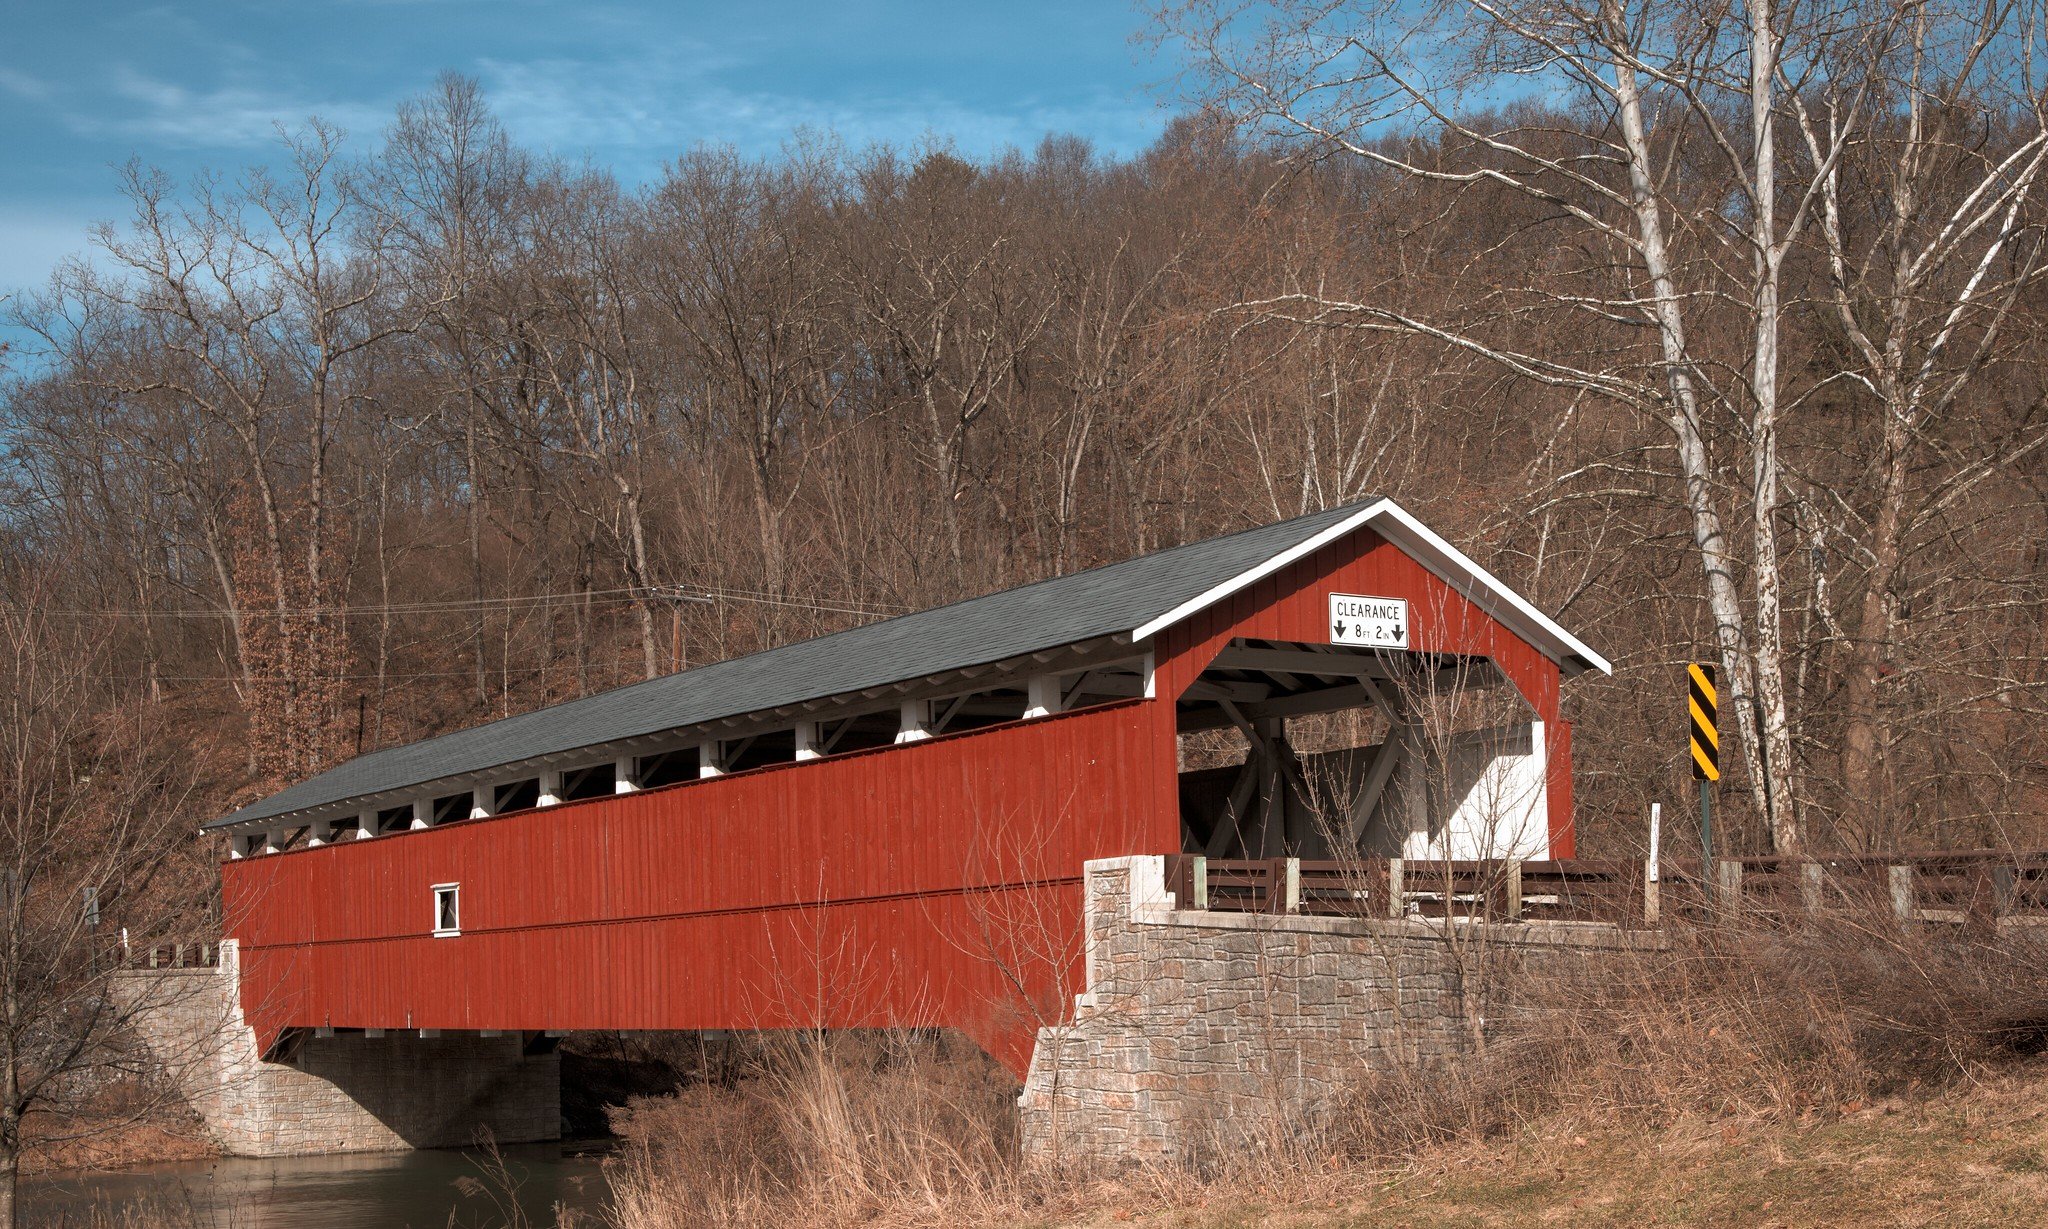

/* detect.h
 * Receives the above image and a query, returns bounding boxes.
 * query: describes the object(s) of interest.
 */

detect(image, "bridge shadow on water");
[24,1139,614,1229]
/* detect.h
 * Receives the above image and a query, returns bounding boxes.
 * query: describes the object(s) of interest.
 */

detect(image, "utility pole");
[657,586,715,675]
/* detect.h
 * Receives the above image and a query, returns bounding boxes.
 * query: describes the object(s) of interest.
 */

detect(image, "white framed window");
[432,883,461,937]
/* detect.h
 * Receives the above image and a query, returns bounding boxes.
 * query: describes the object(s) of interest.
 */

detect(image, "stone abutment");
[1019,855,1656,1168]
[116,941,560,1157]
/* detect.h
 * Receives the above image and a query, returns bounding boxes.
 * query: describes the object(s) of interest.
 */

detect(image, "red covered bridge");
[211,499,1609,1077]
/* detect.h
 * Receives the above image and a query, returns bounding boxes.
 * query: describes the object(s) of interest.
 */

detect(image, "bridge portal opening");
[1174,639,1554,861]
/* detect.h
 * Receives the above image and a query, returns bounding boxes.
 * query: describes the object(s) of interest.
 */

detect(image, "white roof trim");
[1130,500,1395,643]
[205,636,1156,836]
[1129,498,1612,676]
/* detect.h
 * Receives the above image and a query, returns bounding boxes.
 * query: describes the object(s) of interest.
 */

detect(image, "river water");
[22,1141,613,1228]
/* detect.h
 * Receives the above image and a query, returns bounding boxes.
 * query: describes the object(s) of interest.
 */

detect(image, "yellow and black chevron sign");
[1688,662,1720,782]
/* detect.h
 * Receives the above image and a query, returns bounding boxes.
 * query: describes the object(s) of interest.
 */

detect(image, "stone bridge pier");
[1019,856,1654,1167]
[117,942,560,1157]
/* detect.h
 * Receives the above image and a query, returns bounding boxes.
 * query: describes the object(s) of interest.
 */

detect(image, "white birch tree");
[1156,0,2046,849]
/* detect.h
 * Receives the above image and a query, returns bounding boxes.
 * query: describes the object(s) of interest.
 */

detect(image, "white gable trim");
[1129,499,1612,677]
[1130,501,1394,643]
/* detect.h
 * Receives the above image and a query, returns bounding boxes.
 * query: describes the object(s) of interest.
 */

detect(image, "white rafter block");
[1025,674,1062,719]
[306,820,333,848]
[537,770,563,806]
[470,788,497,820]
[614,757,640,793]
[355,810,378,839]
[794,721,821,761]
[410,798,433,830]
[895,699,932,743]
[698,741,724,778]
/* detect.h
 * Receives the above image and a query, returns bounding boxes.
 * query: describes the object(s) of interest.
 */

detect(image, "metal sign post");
[1689,662,1719,861]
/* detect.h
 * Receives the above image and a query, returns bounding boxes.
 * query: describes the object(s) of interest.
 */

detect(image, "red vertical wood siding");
[224,698,1178,1076]
[223,523,1585,1079]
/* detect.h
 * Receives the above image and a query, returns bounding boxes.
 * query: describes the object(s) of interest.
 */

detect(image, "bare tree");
[1787,7,2048,845]
[833,151,1058,578]
[0,589,212,1227]
[87,121,415,783]
[641,150,841,608]
[1154,0,1972,849]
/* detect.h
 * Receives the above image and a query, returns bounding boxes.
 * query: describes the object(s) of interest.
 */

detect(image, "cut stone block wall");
[116,940,560,1157]
[1018,855,1654,1168]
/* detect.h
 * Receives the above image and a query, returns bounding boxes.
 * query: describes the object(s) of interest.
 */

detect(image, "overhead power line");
[3,582,909,622]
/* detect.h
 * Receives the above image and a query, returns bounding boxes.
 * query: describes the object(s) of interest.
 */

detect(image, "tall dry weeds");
[604,1030,1018,1229]
[602,908,2048,1227]
[1322,907,2048,1162]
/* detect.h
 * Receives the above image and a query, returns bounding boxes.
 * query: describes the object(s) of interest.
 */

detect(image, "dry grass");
[1056,1062,2048,1228]
[1314,908,2048,1164]
[605,1029,1021,1229]
[602,912,2048,1229]
[22,1079,218,1176]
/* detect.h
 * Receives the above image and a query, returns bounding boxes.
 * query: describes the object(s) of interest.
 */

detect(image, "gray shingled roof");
[210,501,1381,830]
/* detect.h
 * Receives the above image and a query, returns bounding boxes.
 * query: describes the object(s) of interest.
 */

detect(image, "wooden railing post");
[1284,857,1301,915]
[1800,861,1825,914]
[1191,855,1208,911]
[1502,859,1523,922]
[1993,865,2016,920]
[1967,865,2007,937]
[1889,864,1915,923]
[1716,858,1744,913]
[1386,857,1405,919]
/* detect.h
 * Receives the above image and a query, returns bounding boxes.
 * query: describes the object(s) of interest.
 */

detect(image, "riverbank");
[1027,1064,2048,1227]
[27,1034,691,1180]
[22,1139,612,1228]
[22,1087,218,1176]
[40,1066,2048,1229]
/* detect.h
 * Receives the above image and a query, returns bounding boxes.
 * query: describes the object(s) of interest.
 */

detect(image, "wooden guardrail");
[1163,851,2048,929]
[112,941,221,969]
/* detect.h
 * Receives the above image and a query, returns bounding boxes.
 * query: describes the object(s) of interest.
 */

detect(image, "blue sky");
[0,0,1171,296]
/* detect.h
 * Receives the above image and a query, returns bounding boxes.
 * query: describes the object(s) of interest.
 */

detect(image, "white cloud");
[474,50,1164,179]
[5,62,396,152]
[89,66,395,148]
[0,68,56,104]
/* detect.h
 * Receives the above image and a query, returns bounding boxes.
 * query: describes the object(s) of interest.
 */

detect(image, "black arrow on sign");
[1333,620,1347,640]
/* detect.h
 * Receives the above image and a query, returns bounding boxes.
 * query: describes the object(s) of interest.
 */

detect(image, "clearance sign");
[1329,593,1410,650]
